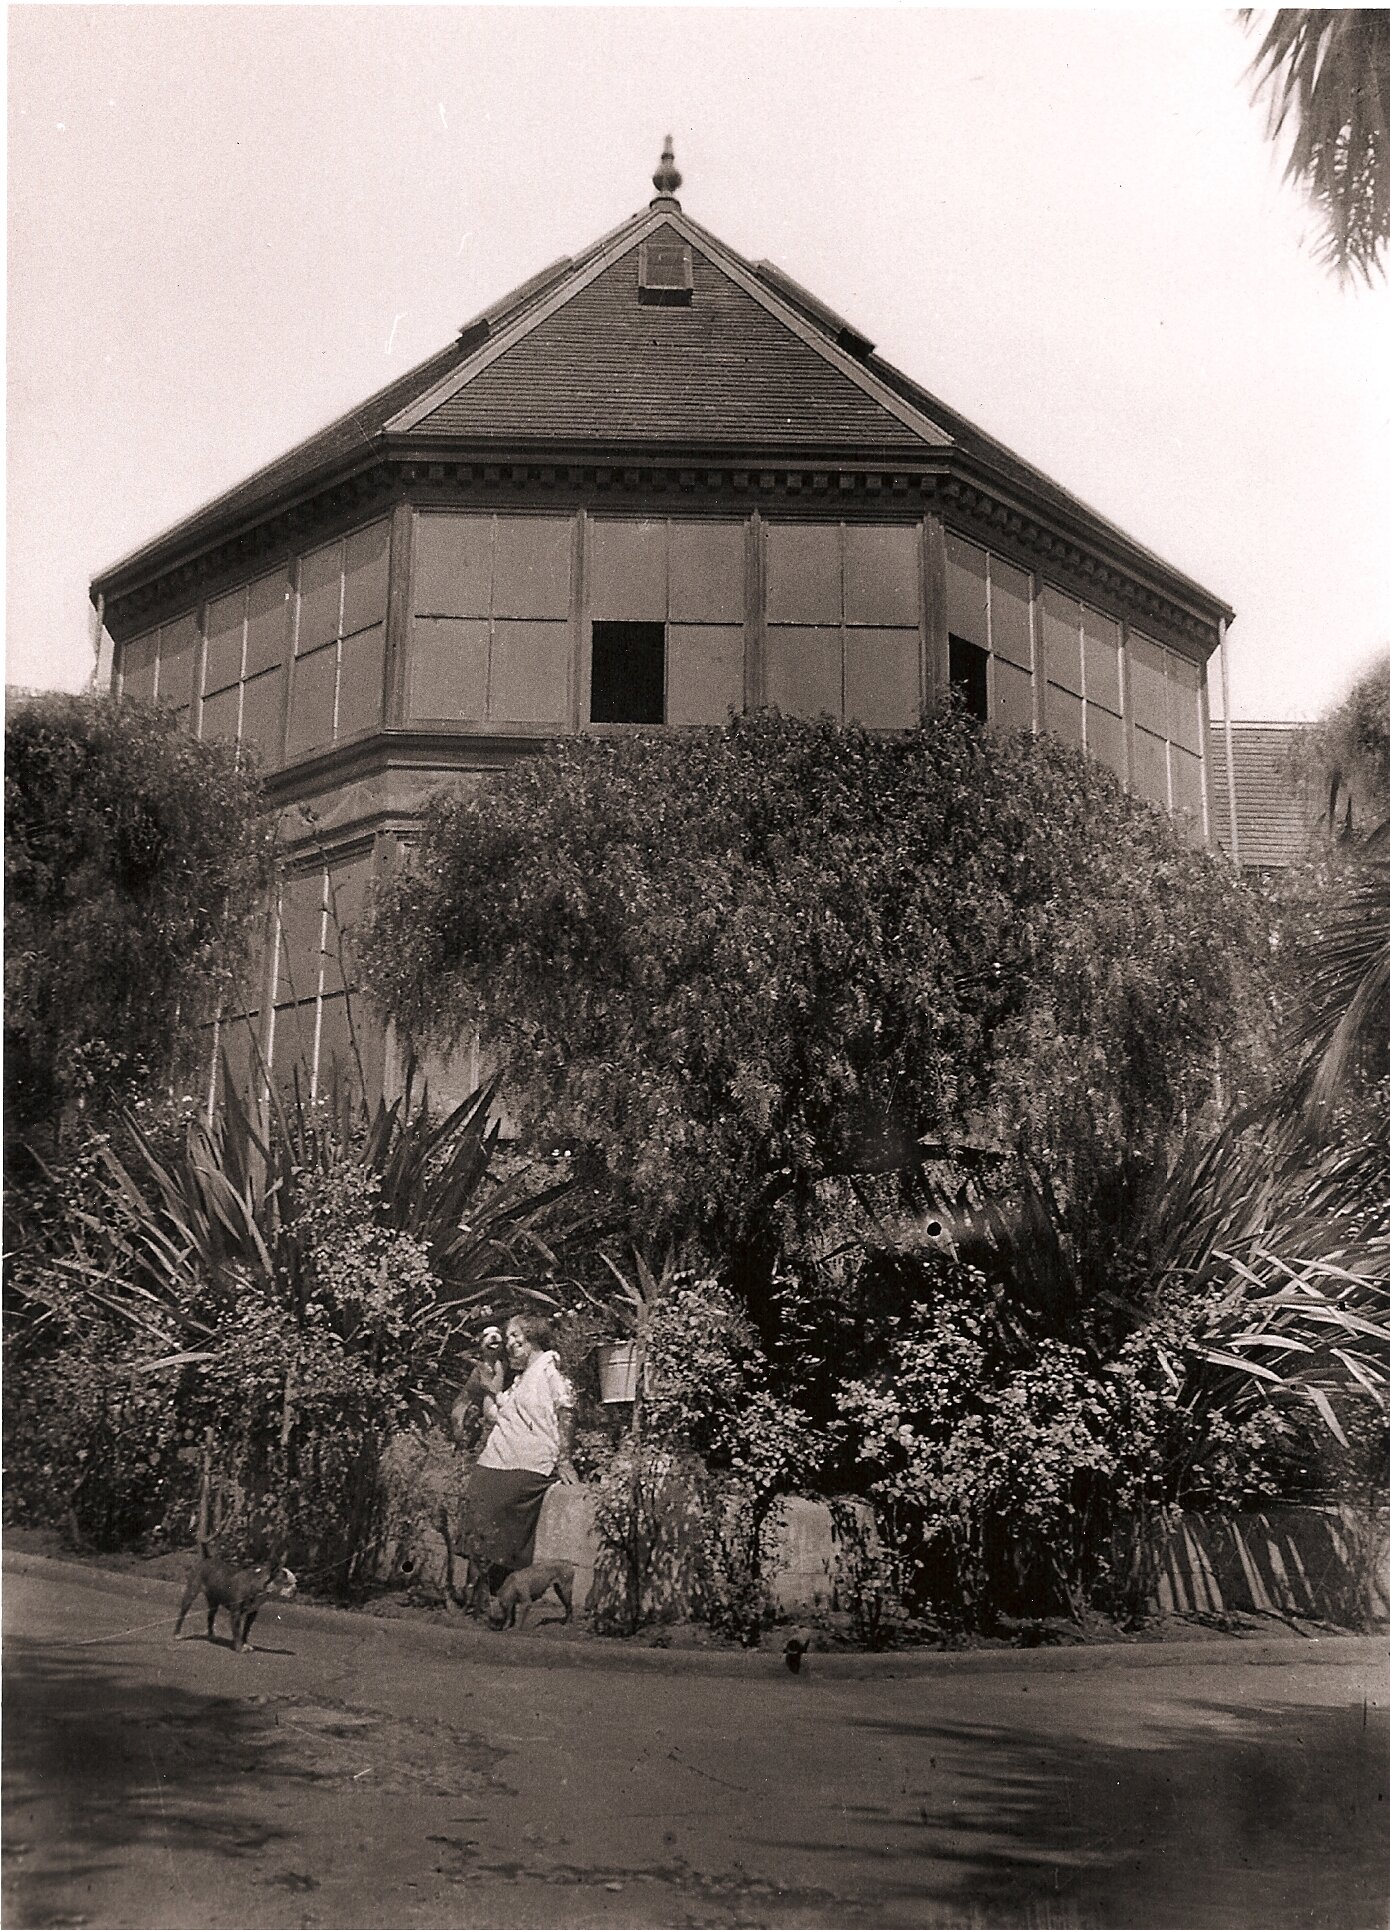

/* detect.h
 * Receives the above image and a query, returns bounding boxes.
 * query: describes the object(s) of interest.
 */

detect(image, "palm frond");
[1243,9,1390,283]
[1290,854,1390,1116]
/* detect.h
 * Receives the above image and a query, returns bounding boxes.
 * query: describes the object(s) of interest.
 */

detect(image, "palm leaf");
[1243,9,1390,284]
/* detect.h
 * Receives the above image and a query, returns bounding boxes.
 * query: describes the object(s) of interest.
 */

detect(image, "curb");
[7,1549,1389,1682]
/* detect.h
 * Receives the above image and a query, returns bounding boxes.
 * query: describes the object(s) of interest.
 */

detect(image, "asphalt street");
[4,1553,1388,1930]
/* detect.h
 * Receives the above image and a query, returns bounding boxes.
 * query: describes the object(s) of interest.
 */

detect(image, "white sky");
[7,6,1389,719]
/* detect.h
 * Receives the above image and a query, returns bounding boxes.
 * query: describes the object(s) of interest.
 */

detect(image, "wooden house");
[90,143,1234,1105]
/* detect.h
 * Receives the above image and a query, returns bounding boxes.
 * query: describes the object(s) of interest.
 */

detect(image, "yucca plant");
[1141,1111,1390,1461]
[13,1063,593,1578]
[1290,854,1390,1123]
[65,1062,586,1380]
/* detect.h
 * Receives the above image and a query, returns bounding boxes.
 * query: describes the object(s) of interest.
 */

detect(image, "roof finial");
[651,136,682,207]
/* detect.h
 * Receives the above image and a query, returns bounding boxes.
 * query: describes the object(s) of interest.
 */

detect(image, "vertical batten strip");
[1029,573,1045,735]
[384,501,415,727]
[279,559,299,769]
[921,513,948,718]
[569,510,587,733]
[1119,618,1137,797]
[983,553,995,720]
[746,512,765,713]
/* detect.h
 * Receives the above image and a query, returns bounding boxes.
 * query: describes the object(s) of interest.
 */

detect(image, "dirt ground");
[5,1549,1389,1930]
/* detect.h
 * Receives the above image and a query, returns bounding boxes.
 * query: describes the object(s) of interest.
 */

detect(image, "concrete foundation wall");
[377,1436,1390,1630]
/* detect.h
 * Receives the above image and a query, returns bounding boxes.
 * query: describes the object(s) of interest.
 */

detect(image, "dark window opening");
[591,621,665,724]
[949,635,989,722]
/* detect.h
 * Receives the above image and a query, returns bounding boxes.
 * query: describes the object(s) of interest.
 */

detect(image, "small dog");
[488,1560,575,1630]
[174,1543,297,1652]
[784,1634,812,1674]
[449,1327,505,1450]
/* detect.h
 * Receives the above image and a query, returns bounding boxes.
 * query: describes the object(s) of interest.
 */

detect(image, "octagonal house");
[91,145,1233,1110]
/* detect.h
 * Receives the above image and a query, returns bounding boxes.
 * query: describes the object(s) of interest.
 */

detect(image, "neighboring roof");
[1209,721,1316,868]
[90,174,1233,632]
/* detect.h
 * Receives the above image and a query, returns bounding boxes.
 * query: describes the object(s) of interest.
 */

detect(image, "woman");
[464,1313,578,1591]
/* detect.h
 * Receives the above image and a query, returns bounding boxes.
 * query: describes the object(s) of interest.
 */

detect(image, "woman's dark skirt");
[462,1465,552,1589]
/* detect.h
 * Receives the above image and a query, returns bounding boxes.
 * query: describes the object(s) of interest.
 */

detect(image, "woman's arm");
[554,1404,579,1483]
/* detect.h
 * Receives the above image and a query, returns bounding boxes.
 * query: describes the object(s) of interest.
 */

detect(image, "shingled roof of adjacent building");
[1209,721,1318,869]
[91,145,1233,632]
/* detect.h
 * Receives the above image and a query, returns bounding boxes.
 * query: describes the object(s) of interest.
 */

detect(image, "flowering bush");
[837,1263,1295,1630]
[590,1269,829,1639]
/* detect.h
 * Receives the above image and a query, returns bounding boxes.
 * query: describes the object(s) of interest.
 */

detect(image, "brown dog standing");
[174,1543,296,1651]
[489,1561,575,1630]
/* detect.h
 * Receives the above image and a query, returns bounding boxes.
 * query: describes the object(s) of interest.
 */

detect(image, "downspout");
[88,592,106,691]
[1218,617,1239,870]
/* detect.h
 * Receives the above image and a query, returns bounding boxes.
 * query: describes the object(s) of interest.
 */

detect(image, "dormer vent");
[638,232,694,305]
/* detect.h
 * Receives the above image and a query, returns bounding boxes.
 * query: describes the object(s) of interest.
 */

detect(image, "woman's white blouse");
[475,1350,574,1476]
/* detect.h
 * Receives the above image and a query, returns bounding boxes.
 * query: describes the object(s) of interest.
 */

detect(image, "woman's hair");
[508,1312,555,1352]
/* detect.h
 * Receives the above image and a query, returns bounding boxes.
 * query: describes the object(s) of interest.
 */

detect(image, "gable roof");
[396,217,939,450]
[91,189,1231,631]
[395,206,949,451]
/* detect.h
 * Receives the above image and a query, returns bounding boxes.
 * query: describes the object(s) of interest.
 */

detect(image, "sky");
[7,6,1388,720]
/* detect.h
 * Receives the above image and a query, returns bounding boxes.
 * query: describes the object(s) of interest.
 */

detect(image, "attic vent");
[638,235,693,305]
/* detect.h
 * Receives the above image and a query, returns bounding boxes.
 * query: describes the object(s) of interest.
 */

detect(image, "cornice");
[263,725,562,813]
[937,475,1221,659]
[99,446,1223,661]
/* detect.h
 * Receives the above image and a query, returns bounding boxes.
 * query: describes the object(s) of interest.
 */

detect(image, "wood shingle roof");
[1209,722,1316,869]
[407,237,929,450]
[89,182,1233,645]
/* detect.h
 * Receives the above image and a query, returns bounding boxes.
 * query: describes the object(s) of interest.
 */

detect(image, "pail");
[595,1340,640,1404]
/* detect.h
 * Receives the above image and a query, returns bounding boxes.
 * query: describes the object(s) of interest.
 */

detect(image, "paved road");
[5,1554,1388,1930]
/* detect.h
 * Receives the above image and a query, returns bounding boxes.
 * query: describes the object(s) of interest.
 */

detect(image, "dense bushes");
[4,1078,588,1584]
[5,694,270,1169]
[839,1266,1269,1630]
[9,695,1388,1638]
[363,710,1272,1284]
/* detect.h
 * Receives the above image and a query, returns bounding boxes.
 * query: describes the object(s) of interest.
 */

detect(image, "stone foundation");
[376,1437,1390,1631]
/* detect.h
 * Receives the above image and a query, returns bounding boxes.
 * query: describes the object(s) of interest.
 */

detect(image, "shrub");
[4,693,271,1170]
[838,1269,1194,1629]
[4,1076,591,1582]
[363,710,1271,1297]
[588,1263,829,1638]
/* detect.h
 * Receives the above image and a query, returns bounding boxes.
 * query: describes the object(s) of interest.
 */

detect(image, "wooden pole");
[1218,618,1240,870]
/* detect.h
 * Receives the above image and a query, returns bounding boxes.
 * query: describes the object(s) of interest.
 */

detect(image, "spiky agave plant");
[1136,1111,1390,1468]
[54,1063,587,1396]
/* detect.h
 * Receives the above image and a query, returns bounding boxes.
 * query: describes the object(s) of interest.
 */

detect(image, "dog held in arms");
[174,1542,297,1651]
